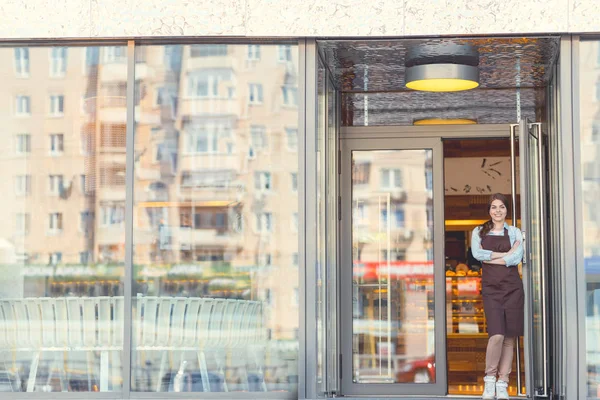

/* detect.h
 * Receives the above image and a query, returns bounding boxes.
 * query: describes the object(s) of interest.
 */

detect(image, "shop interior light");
[414,118,477,125]
[405,43,480,92]
[406,64,479,92]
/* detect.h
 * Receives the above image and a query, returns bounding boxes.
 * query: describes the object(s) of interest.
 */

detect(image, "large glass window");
[131,43,299,394]
[0,45,127,392]
[579,40,600,399]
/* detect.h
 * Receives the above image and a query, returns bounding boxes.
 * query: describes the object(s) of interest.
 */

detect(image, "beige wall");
[0,0,599,39]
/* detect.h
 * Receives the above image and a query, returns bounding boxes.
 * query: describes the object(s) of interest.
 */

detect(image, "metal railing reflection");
[0,296,266,393]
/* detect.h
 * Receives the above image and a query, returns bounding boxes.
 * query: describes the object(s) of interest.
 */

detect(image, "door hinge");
[338,150,342,174]
[338,196,341,221]
[339,354,342,380]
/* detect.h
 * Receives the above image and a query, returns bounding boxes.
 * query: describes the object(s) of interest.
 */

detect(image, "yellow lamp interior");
[406,78,479,92]
[414,118,477,125]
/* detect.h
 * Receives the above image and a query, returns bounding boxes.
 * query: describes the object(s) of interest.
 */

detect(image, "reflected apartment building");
[0,44,300,342]
[0,46,127,299]
[351,149,434,381]
[132,44,301,342]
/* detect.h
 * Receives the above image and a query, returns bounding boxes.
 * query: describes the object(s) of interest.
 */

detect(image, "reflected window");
[14,48,29,76]
[49,95,64,116]
[85,46,100,67]
[15,95,30,116]
[282,85,298,106]
[184,123,222,153]
[278,45,293,62]
[187,69,231,98]
[286,127,298,150]
[48,212,63,232]
[248,44,261,60]
[103,46,126,64]
[381,168,403,189]
[50,47,67,77]
[256,212,273,233]
[15,133,31,154]
[49,252,62,265]
[249,83,263,104]
[14,174,31,196]
[394,206,406,228]
[255,171,272,191]
[251,125,267,150]
[101,204,125,226]
[48,174,64,196]
[49,133,64,154]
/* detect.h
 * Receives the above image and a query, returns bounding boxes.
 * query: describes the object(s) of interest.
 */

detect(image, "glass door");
[515,119,550,397]
[340,138,446,396]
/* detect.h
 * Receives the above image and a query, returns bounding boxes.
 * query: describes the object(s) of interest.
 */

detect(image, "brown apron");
[481,228,524,337]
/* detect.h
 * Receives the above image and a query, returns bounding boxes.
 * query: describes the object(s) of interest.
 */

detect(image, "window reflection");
[0,46,127,392]
[132,44,299,393]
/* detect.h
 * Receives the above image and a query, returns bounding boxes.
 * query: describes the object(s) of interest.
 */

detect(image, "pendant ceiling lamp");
[405,43,480,92]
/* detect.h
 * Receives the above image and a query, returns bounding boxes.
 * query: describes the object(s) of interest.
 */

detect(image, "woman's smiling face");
[489,199,507,223]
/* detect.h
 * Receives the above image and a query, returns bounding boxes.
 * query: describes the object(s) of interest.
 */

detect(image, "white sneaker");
[496,380,509,399]
[482,375,496,399]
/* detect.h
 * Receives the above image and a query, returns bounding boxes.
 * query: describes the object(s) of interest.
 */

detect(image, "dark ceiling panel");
[318,37,558,126]
[318,37,560,92]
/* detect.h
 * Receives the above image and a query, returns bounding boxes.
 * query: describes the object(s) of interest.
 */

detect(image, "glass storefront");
[0,42,300,395]
[0,36,597,400]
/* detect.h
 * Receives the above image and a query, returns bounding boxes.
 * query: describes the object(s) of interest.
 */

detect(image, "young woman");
[470,193,524,400]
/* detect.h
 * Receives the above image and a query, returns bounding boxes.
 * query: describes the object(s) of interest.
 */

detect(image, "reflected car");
[396,356,435,383]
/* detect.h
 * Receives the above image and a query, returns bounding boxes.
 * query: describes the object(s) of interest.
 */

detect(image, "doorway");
[338,123,549,398]
[312,36,561,398]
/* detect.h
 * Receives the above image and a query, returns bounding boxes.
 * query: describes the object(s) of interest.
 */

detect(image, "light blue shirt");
[470,222,524,267]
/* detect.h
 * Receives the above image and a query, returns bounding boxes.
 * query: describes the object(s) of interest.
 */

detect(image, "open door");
[339,137,446,396]
[514,119,550,397]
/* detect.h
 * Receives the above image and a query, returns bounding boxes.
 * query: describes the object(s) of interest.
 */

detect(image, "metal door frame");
[337,123,549,398]
[514,119,551,397]
[339,136,446,396]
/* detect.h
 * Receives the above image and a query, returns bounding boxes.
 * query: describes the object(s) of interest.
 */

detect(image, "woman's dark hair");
[479,193,510,239]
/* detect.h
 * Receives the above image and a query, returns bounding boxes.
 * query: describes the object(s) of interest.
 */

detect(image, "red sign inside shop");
[353,261,434,280]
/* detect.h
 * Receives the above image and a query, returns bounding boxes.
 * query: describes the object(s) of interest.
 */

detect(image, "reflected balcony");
[98,185,126,202]
[180,97,240,118]
[173,227,242,249]
[179,154,240,171]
